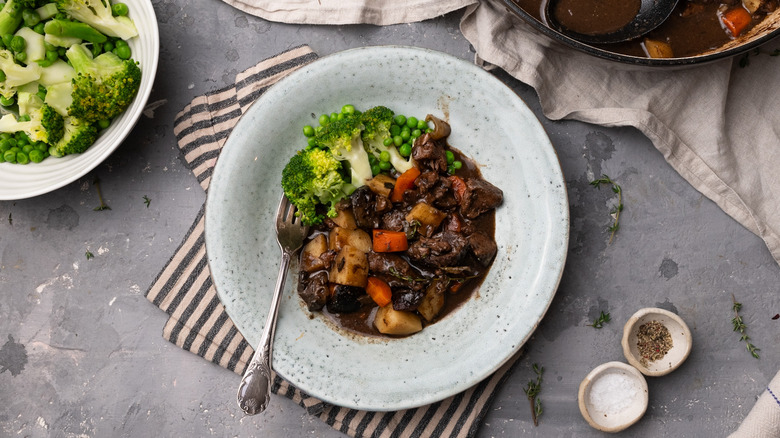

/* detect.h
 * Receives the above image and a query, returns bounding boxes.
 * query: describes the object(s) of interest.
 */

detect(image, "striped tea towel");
[145,45,522,438]
[729,370,780,438]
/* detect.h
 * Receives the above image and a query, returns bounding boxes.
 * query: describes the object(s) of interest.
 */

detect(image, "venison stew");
[293,115,503,338]
[508,0,780,60]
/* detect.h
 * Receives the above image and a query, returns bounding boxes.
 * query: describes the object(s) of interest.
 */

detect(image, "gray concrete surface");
[2,1,779,437]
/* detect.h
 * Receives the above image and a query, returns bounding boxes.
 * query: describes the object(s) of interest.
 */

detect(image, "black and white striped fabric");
[146,45,522,438]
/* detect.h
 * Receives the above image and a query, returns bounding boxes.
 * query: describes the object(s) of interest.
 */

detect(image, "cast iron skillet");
[501,0,780,67]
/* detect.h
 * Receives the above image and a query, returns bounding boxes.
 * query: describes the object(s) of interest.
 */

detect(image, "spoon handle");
[236,251,292,415]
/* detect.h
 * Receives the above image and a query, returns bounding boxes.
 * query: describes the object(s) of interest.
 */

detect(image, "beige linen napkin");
[729,370,780,437]
[219,0,474,25]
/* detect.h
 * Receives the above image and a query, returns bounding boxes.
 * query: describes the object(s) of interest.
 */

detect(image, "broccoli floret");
[314,112,373,188]
[65,43,140,123]
[49,115,97,156]
[361,105,414,174]
[0,48,41,97]
[56,0,137,39]
[281,147,353,225]
[0,0,24,35]
[0,95,65,144]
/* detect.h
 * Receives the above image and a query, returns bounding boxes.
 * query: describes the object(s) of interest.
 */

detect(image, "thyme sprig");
[732,294,760,359]
[85,250,94,260]
[590,174,623,244]
[93,178,111,211]
[143,195,151,208]
[588,310,611,329]
[524,363,544,427]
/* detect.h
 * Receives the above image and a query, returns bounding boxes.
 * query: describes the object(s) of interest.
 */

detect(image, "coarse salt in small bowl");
[622,307,693,377]
[578,361,649,433]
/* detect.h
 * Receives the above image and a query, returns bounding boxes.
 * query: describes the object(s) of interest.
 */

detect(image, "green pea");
[3,150,15,163]
[393,135,403,147]
[57,47,66,57]
[33,22,44,34]
[453,160,462,169]
[22,144,33,153]
[114,39,128,47]
[379,151,390,162]
[371,164,381,176]
[399,143,412,157]
[9,146,19,152]
[113,44,131,60]
[379,161,392,171]
[417,119,428,130]
[10,35,25,52]
[98,119,110,129]
[426,128,433,134]
[111,2,129,16]
[14,51,26,62]
[16,139,28,147]
[330,112,339,121]
[400,130,410,142]
[302,125,315,137]
[16,151,29,164]
[0,139,11,152]
[318,114,330,126]
[383,137,393,147]
[0,70,5,82]
[411,129,421,137]
[393,115,406,126]
[103,41,114,52]
[306,137,317,148]
[6,138,16,147]
[446,150,454,164]
[0,133,9,140]
[22,9,40,26]
[34,141,47,151]
[368,154,378,165]
[1,34,13,48]
[406,117,418,129]
[28,148,44,162]
[341,104,355,114]
[389,125,400,136]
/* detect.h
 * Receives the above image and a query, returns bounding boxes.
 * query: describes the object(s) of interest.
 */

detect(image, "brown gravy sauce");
[553,0,641,34]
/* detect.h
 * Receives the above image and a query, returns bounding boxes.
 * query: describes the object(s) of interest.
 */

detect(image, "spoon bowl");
[546,0,679,44]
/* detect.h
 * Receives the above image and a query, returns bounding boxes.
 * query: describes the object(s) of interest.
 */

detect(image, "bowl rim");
[578,361,649,432]
[621,307,693,376]
[501,0,780,67]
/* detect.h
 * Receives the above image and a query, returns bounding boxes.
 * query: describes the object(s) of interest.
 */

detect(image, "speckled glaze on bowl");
[578,361,649,432]
[205,46,569,411]
[0,0,159,200]
[502,0,780,67]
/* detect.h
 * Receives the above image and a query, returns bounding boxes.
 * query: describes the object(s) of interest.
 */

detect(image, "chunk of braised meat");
[299,271,329,311]
[460,178,504,219]
[407,231,469,267]
[381,209,406,232]
[392,289,424,311]
[468,231,498,267]
[352,186,392,229]
[414,171,440,192]
[412,133,448,173]
[368,252,415,277]
[327,284,364,313]
[413,171,458,211]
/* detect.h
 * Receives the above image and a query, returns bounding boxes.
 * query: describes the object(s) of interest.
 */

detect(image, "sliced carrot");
[721,7,752,37]
[449,175,467,202]
[390,167,421,202]
[372,229,409,252]
[366,277,392,307]
[449,281,463,293]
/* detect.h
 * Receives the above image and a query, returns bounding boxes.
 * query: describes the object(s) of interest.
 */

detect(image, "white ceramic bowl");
[205,46,570,411]
[578,361,649,433]
[0,0,160,200]
[622,307,692,376]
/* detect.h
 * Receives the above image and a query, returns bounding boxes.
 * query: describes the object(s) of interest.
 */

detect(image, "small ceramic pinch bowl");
[622,307,692,377]
[578,361,649,433]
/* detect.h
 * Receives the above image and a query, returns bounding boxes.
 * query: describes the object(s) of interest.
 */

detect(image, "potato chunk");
[643,38,674,58]
[300,234,328,273]
[365,174,396,198]
[330,208,357,230]
[329,226,372,253]
[374,304,423,335]
[405,202,446,229]
[417,279,447,322]
[329,245,369,288]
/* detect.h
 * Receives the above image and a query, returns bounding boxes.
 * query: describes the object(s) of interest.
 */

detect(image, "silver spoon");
[236,195,309,415]
[546,0,679,44]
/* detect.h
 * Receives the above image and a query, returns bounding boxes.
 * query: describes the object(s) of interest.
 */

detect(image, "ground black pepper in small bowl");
[622,308,692,377]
